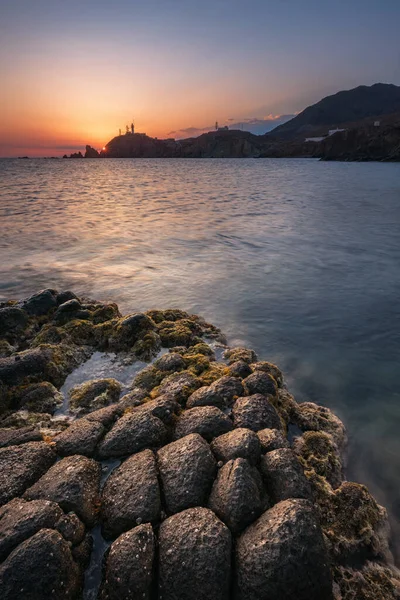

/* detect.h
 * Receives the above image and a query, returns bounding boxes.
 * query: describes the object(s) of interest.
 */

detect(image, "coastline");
[0,289,399,599]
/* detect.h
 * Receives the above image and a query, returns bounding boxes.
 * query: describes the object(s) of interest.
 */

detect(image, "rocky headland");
[0,289,399,599]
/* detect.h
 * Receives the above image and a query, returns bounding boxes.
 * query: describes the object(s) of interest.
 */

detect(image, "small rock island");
[0,289,399,599]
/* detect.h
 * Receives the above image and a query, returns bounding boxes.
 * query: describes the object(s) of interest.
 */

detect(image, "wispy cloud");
[168,114,295,139]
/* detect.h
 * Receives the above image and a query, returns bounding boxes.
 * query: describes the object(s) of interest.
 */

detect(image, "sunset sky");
[1,0,399,157]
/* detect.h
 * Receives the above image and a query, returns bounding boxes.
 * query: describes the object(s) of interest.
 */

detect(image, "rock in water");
[159,507,232,600]
[235,499,333,600]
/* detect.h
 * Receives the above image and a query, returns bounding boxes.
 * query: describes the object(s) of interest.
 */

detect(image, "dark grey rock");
[55,511,86,546]
[235,499,333,600]
[54,419,105,457]
[260,448,312,504]
[56,290,79,305]
[0,426,42,448]
[257,428,290,453]
[186,376,244,409]
[71,532,92,568]
[210,428,261,465]
[157,434,216,514]
[208,458,263,533]
[227,360,252,379]
[0,497,63,562]
[0,306,28,336]
[250,361,284,387]
[15,381,63,414]
[97,411,168,459]
[0,528,81,600]
[99,524,155,600]
[113,313,155,349]
[174,406,233,441]
[0,348,50,387]
[53,299,83,324]
[21,289,58,316]
[232,394,282,432]
[134,395,181,425]
[154,352,186,372]
[85,403,124,427]
[101,449,160,539]
[0,441,56,506]
[242,371,277,397]
[159,507,232,600]
[24,454,101,526]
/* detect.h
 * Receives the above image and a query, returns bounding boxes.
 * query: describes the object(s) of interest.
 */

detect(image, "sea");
[1,157,400,558]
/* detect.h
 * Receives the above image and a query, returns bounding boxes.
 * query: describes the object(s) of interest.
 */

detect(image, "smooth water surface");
[1,157,400,556]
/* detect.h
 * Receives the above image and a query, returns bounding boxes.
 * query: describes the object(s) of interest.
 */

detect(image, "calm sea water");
[1,157,400,557]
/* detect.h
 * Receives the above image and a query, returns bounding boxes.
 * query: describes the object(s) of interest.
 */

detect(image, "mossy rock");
[223,347,258,365]
[131,331,161,361]
[69,378,122,414]
[184,354,211,375]
[196,362,228,386]
[91,303,121,324]
[156,320,200,348]
[268,388,298,426]
[133,366,167,392]
[294,431,343,489]
[145,309,191,324]
[8,381,63,414]
[333,562,400,600]
[293,401,347,452]
[251,361,284,387]
[182,343,216,359]
[0,340,15,358]
[321,482,391,562]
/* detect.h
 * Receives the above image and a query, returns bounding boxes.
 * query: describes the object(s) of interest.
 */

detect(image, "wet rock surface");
[0,289,397,600]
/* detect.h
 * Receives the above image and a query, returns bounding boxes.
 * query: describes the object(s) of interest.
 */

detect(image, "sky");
[0,0,399,157]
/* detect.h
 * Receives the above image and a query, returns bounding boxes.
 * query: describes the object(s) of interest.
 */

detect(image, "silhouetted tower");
[215,121,218,130]
[131,121,135,134]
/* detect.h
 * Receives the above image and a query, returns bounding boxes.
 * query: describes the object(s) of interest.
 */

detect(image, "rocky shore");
[0,289,399,599]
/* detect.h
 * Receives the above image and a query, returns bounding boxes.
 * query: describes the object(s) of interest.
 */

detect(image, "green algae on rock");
[0,289,398,600]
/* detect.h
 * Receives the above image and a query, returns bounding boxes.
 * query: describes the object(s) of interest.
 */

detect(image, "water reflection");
[1,157,400,558]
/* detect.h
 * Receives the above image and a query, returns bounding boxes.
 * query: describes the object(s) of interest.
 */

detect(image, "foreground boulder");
[159,507,232,600]
[232,394,282,431]
[99,524,155,600]
[101,449,160,539]
[208,458,263,533]
[235,499,333,600]
[0,442,56,505]
[174,406,232,441]
[157,434,216,514]
[210,427,261,465]
[0,497,63,561]
[0,528,81,600]
[261,448,312,504]
[54,418,105,457]
[24,455,101,526]
[98,410,168,458]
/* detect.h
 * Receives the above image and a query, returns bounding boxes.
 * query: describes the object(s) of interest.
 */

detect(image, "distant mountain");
[269,83,400,140]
